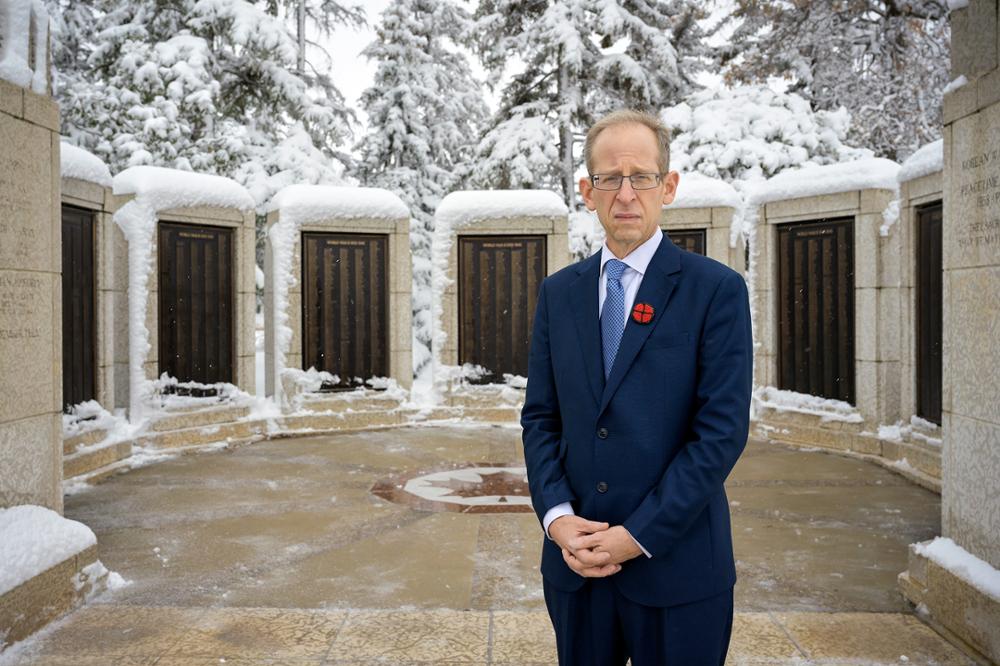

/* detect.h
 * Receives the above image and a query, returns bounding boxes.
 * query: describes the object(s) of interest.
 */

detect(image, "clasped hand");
[549,515,643,578]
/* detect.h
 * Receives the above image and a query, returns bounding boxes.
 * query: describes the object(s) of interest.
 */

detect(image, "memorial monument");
[899,1,1000,661]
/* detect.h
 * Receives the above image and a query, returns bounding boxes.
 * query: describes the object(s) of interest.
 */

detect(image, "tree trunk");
[557,50,575,208]
[297,1,306,76]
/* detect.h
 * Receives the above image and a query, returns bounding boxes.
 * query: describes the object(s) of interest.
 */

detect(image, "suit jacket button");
[597,482,608,493]
[597,427,608,439]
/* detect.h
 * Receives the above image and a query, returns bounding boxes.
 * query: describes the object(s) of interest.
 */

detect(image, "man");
[521,109,753,665]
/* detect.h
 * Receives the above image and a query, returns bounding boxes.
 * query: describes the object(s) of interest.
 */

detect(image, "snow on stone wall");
[898,139,944,183]
[0,505,96,596]
[0,0,50,94]
[112,167,254,419]
[265,185,408,402]
[747,158,901,206]
[423,190,567,399]
[667,172,741,210]
[60,142,113,188]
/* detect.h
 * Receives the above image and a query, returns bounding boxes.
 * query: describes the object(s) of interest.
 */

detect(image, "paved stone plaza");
[0,425,979,665]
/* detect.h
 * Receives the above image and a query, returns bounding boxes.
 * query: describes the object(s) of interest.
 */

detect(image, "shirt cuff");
[542,503,575,539]
[626,529,652,558]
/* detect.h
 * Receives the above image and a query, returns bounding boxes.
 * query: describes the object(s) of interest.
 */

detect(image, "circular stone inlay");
[371,464,533,513]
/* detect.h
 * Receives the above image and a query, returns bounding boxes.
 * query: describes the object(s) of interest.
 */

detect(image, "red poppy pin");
[631,303,654,324]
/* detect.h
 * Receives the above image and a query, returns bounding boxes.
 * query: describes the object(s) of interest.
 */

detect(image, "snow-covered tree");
[46,0,363,206]
[472,0,709,204]
[662,85,871,195]
[355,0,488,380]
[717,0,950,161]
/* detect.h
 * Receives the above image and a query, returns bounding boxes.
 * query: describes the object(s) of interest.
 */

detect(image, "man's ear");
[661,171,680,206]
[579,176,596,211]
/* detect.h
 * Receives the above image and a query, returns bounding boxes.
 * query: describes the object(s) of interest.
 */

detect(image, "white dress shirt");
[541,230,664,558]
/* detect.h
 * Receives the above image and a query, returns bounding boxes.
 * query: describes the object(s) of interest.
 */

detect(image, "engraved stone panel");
[946,103,1000,270]
[0,271,54,422]
[946,266,1000,425]
[0,116,54,272]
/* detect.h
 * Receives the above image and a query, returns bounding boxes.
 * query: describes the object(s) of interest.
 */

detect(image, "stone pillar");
[752,180,900,427]
[660,173,744,271]
[0,41,62,509]
[433,190,569,381]
[899,3,1000,661]
[60,147,121,410]
[264,185,412,400]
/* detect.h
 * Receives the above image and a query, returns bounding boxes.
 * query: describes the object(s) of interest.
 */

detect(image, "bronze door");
[668,229,706,255]
[458,236,546,383]
[916,202,943,424]
[61,205,96,410]
[158,222,234,385]
[301,233,388,390]
[777,218,855,403]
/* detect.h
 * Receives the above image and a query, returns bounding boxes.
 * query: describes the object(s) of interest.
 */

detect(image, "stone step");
[754,403,867,434]
[137,419,265,450]
[63,427,109,455]
[149,404,251,432]
[752,419,881,456]
[297,393,405,414]
[63,441,133,480]
[278,410,405,433]
[447,391,524,409]
[405,405,522,424]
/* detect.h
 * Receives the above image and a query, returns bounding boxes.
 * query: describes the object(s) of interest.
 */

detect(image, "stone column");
[899,2,1000,661]
[0,72,62,510]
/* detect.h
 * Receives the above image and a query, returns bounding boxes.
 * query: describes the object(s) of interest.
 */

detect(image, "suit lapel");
[569,254,603,406]
[599,238,682,414]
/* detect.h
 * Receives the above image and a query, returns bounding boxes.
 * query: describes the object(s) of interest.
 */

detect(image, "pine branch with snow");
[717,0,950,162]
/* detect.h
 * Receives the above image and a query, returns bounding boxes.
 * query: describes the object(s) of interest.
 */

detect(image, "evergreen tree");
[717,0,950,161]
[355,0,488,380]
[472,0,708,205]
[45,0,364,205]
[662,85,871,194]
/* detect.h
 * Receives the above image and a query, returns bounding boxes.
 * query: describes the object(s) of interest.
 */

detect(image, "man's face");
[579,123,679,258]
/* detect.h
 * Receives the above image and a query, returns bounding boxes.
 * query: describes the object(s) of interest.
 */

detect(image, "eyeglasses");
[589,173,663,191]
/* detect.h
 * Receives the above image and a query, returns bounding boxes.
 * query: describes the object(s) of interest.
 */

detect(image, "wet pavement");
[0,424,977,665]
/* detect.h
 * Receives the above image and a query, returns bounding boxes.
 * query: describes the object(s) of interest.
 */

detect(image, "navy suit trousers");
[544,578,734,666]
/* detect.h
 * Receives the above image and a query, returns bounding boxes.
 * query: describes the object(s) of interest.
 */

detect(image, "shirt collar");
[600,229,664,277]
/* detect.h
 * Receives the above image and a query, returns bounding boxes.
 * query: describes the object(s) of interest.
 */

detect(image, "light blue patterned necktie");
[601,259,628,379]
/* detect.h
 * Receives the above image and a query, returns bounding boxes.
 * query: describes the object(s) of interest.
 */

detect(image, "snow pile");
[0,506,96,596]
[747,158,900,205]
[880,199,901,237]
[112,166,253,419]
[667,172,741,209]
[267,185,408,223]
[425,190,567,401]
[877,416,942,448]
[914,537,1000,602]
[898,140,943,183]
[753,386,864,423]
[435,189,567,229]
[0,1,50,94]
[62,400,119,438]
[60,142,113,187]
[265,185,409,402]
[943,75,968,94]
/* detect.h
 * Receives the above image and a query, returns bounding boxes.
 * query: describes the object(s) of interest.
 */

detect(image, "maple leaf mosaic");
[371,465,533,513]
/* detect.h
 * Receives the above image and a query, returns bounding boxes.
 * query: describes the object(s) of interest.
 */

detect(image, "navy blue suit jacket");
[521,235,753,608]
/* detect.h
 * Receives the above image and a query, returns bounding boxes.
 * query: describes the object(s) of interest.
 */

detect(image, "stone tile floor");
[0,425,980,665]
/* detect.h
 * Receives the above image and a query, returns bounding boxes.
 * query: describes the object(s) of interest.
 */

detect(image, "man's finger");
[570,546,612,567]
[562,549,620,577]
[573,533,605,551]
[574,519,610,533]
